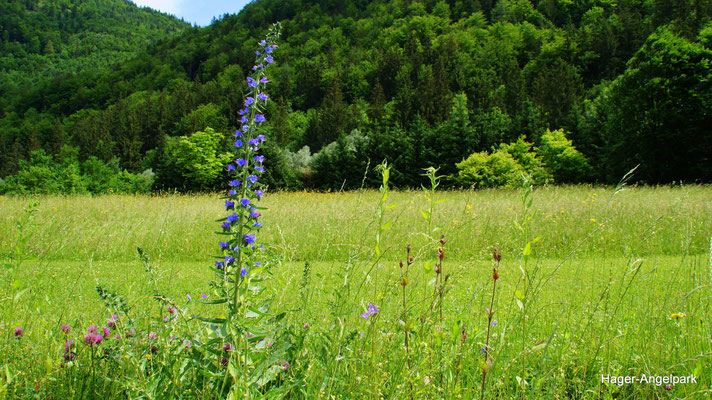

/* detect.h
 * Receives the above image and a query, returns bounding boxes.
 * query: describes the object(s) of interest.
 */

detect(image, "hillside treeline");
[1,0,711,193]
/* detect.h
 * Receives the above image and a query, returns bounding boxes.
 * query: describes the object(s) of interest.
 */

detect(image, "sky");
[131,0,253,27]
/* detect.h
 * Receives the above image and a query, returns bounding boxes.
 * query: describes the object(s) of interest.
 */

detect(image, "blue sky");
[131,0,253,26]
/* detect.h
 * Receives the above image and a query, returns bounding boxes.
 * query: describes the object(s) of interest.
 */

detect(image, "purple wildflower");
[260,77,269,84]
[253,155,265,163]
[257,93,268,101]
[360,303,380,319]
[236,158,248,167]
[227,214,239,223]
[187,293,192,301]
[229,180,241,187]
[247,77,257,88]
[234,140,243,148]
[241,267,248,277]
[243,234,256,245]
[265,55,274,64]
[102,327,110,338]
[221,222,231,231]
[244,97,255,106]
[247,175,258,183]
[254,114,266,123]
[226,164,235,172]
[201,293,209,299]
[224,343,233,352]
[148,332,157,340]
[220,241,230,249]
[265,45,273,53]
[225,200,235,210]
[61,324,71,334]
[14,327,23,337]
[240,198,250,207]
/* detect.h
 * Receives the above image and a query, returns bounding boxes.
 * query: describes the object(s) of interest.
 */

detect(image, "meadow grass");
[1,185,711,399]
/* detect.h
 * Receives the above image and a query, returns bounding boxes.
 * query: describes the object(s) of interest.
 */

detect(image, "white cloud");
[130,0,184,16]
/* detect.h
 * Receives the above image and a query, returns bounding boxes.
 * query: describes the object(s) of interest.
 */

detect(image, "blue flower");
[256,134,266,142]
[228,189,237,196]
[224,256,235,264]
[248,139,259,146]
[255,50,261,55]
[247,77,257,88]
[265,55,274,64]
[240,267,248,277]
[227,214,239,223]
[250,211,260,218]
[247,175,258,183]
[259,39,267,46]
[253,222,262,228]
[236,158,248,167]
[220,241,230,249]
[265,45,273,53]
[242,125,249,132]
[229,180,241,187]
[255,190,264,198]
[225,200,235,210]
[234,129,243,137]
[239,108,249,115]
[241,116,249,124]
[240,198,250,207]
[254,166,264,173]
[257,93,268,101]
[234,140,243,148]
[253,155,265,163]
[260,77,269,84]
[245,97,255,106]
[243,234,256,245]
[222,222,231,231]
[226,164,235,172]
[215,261,225,269]
[253,64,264,70]
[254,114,266,123]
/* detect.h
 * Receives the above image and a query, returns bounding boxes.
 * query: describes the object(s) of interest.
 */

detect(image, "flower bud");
[493,267,499,281]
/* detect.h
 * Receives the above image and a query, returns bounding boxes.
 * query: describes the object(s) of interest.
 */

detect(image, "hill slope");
[1,0,711,192]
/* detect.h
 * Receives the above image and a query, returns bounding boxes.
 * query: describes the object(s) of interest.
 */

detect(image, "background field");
[1,185,711,398]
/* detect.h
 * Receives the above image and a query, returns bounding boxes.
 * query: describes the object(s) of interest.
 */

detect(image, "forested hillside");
[1,0,711,193]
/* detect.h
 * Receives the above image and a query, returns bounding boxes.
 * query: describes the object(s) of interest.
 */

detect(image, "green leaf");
[523,242,532,256]
[515,289,525,300]
[194,316,227,324]
[380,219,393,231]
[420,210,430,220]
[516,299,524,311]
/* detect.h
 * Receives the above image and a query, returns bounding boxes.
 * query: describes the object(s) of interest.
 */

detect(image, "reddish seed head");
[399,260,404,269]
[406,244,411,253]
[493,247,502,263]
[221,357,229,367]
[408,255,414,264]
[437,248,445,261]
[493,268,499,281]
[439,234,446,246]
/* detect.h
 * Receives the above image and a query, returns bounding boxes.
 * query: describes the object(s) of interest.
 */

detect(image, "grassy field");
[1,185,711,399]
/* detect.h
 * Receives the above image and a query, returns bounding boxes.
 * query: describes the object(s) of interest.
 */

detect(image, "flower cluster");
[216,32,278,292]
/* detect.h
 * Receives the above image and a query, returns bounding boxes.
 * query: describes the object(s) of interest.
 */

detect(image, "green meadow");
[1,185,711,399]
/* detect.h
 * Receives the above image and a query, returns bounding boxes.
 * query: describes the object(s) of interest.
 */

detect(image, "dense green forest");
[1,0,711,193]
